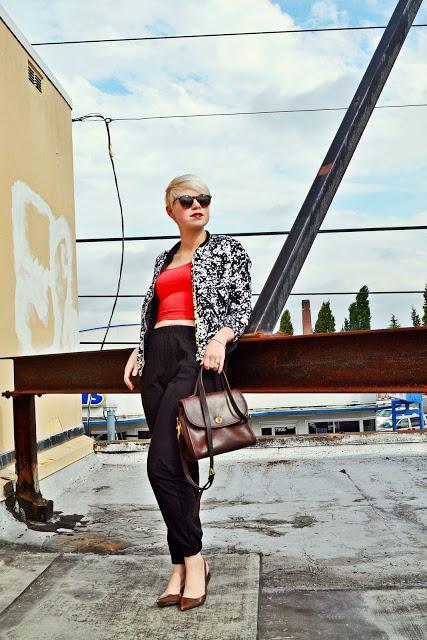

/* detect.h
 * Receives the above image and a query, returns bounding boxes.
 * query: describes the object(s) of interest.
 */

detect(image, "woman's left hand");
[202,339,226,373]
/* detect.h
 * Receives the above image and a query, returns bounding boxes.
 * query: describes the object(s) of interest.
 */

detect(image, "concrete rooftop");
[0,434,426,639]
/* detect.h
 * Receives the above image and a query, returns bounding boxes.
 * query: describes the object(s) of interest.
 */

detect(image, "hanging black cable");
[77,113,126,436]
[77,113,126,350]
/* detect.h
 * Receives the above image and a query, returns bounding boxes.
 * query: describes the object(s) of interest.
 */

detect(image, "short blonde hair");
[165,174,211,208]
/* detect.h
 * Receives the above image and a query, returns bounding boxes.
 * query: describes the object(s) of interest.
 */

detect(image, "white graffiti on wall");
[12,180,79,353]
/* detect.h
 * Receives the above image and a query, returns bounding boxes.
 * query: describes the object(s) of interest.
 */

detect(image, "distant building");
[82,392,379,440]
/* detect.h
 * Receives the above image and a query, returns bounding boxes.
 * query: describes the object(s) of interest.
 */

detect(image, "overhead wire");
[77,290,427,301]
[75,225,427,244]
[72,102,427,123]
[31,22,427,46]
[66,22,425,128]
[79,278,427,345]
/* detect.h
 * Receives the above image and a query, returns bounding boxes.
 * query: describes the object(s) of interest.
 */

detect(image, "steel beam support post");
[12,394,53,522]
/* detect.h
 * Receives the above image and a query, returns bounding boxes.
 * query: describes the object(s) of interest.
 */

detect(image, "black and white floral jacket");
[136,229,252,375]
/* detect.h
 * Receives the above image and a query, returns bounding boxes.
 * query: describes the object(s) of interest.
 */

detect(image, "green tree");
[279,309,294,334]
[348,302,359,330]
[342,318,350,331]
[389,314,400,328]
[423,283,427,326]
[411,306,421,326]
[356,285,371,329]
[343,285,371,330]
[314,301,336,333]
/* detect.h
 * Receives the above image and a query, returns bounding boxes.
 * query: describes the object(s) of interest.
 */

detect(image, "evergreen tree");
[344,285,371,330]
[279,309,294,334]
[348,302,359,330]
[389,314,400,328]
[411,306,421,326]
[423,283,427,326]
[356,285,371,329]
[314,301,336,333]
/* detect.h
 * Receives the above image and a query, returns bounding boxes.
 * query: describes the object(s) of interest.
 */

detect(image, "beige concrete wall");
[0,18,81,456]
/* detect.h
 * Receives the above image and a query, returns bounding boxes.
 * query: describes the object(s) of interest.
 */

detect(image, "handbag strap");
[177,431,214,517]
[194,367,248,423]
[181,367,216,516]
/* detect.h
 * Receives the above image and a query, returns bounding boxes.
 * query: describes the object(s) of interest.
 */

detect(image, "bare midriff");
[154,319,196,328]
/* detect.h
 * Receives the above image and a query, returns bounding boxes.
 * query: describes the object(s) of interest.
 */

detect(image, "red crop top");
[155,261,195,322]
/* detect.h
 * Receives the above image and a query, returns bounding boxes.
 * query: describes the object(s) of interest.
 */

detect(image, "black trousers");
[140,325,229,565]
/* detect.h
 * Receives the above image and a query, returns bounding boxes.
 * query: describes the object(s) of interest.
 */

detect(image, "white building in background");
[244,392,378,436]
[82,391,379,440]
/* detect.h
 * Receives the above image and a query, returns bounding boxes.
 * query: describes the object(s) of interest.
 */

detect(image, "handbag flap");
[179,389,248,429]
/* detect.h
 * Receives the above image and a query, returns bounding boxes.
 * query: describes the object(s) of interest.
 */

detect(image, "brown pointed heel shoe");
[156,580,185,607]
[180,559,211,612]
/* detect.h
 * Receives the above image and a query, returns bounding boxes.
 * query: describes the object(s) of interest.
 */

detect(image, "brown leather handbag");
[176,367,256,516]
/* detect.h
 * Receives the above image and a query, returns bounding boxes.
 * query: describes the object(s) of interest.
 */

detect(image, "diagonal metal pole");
[247,0,423,334]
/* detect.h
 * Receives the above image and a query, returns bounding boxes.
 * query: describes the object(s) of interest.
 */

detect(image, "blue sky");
[276,0,374,23]
[276,1,427,25]
[93,77,131,95]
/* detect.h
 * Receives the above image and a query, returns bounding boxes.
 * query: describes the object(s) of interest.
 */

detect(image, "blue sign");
[82,393,104,407]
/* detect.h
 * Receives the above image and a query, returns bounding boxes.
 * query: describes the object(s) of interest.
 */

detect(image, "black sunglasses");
[173,194,212,209]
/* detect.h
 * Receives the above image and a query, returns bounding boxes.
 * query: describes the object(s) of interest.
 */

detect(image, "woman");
[124,174,252,611]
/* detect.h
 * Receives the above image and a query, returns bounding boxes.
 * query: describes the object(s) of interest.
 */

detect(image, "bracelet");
[211,338,226,347]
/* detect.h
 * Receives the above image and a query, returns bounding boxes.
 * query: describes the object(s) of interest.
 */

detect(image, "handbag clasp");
[176,417,182,437]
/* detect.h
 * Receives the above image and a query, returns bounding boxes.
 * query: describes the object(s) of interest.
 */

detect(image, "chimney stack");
[302,300,313,334]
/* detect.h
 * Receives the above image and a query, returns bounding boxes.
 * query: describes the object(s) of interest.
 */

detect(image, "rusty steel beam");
[12,394,53,521]
[229,326,427,392]
[2,326,426,395]
[247,0,423,335]
[2,348,135,394]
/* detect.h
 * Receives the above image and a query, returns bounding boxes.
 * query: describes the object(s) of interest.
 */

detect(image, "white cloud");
[309,1,349,25]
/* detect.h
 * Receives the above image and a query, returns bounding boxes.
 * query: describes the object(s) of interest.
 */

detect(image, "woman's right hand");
[124,347,139,391]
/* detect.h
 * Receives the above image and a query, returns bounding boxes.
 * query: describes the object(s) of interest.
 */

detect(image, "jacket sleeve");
[222,243,252,342]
